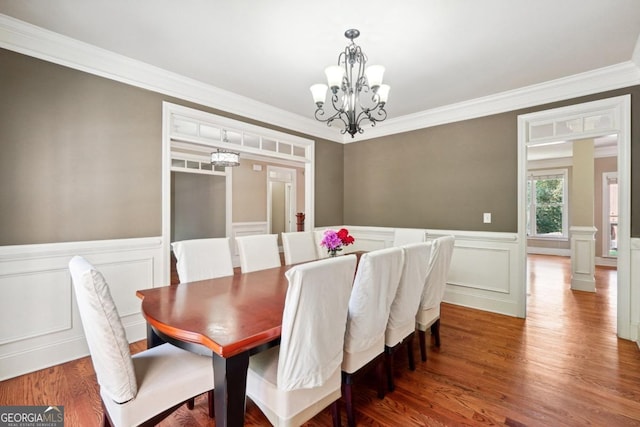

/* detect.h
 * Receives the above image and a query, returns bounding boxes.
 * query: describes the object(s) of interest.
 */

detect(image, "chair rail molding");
[0,237,162,381]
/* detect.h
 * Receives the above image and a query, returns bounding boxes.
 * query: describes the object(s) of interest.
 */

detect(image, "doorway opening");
[517,95,631,339]
[267,165,297,247]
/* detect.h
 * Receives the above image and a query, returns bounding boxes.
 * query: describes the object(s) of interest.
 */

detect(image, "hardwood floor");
[2,255,639,426]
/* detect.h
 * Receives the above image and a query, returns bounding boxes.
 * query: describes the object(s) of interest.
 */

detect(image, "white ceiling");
[1,0,640,140]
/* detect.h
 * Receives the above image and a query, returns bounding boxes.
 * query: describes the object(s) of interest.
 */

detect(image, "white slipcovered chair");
[171,237,234,282]
[314,230,330,259]
[235,234,281,273]
[342,247,404,427]
[392,228,426,246]
[281,231,318,265]
[68,256,214,427]
[246,255,357,427]
[416,235,455,361]
[384,241,433,391]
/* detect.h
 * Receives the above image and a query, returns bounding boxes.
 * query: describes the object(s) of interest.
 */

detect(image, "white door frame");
[602,171,618,259]
[517,95,632,339]
[266,165,297,234]
[162,102,314,283]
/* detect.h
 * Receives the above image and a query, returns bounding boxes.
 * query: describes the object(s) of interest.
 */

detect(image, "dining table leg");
[146,324,164,348]
[213,351,250,427]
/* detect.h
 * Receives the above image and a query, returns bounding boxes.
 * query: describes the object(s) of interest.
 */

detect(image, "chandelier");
[310,29,390,138]
[211,130,240,167]
[211,149,240,167]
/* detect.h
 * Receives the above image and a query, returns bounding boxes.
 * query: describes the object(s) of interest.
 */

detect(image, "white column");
[570,226,597,291]
[570,139,596,292]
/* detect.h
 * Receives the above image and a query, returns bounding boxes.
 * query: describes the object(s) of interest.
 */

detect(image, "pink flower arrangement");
[320,228,355,256]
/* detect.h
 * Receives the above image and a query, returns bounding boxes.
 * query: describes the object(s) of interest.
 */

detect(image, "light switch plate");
[483,213,492,223]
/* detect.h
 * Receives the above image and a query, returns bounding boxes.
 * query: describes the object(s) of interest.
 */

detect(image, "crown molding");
[0,14,344,143]
[632,33,640,69]
[2,14,639,146]
[345,61,640,143]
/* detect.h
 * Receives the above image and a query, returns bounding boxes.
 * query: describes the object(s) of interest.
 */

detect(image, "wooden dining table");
[136,264,294,427]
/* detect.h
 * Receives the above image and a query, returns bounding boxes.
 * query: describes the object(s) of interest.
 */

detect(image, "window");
[526,169,568,239]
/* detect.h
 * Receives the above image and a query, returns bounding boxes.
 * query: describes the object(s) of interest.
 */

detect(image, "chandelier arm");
[374,107,388,121]
[356,106,388,129]
[329,92,345,115]
[355,109,374,127]
[355,49,366,94]
[337,115,351,134]
[314,107,342,124]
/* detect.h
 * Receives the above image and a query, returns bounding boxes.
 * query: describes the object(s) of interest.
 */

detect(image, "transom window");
[526,169,568,239]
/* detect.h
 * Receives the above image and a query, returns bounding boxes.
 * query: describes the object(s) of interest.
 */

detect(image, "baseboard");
[527,246,571,256]
[595,256,618,268]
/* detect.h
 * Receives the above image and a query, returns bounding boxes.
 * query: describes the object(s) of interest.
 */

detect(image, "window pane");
[536,178,563,204]
[528,171,566,238]
[536,205,563,235]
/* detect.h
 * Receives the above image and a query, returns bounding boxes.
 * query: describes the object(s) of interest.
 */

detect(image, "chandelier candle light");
[310,29,390,138]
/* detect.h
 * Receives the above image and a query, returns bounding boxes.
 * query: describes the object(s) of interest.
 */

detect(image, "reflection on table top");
[137,264,292,358]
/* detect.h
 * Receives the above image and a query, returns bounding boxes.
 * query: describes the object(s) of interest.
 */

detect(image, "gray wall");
[344,86,640,235]
[1,47,639,245]
[171,172,226,242]
[0,48,343,245]
[0,48,162,244]
[345,113,517,231]
[313,139,344,227]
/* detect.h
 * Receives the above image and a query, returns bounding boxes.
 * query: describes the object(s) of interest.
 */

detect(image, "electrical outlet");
[483,213,491,223]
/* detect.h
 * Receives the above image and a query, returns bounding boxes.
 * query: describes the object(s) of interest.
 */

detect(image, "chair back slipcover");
[282,231,318,265]
[278,255,356,390]
[172,237,233,282]
[236,234,281,273]
[69,256,137,403]
[70,256,215,426]
[385,242,433,347]
[246,256,356,426]
[419,235,455,313]
[343,247,404,369]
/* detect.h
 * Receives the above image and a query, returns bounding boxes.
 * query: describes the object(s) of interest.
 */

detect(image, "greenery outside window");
[527,169,568,239]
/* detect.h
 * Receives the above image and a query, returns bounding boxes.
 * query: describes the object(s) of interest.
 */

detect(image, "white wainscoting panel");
[342,226,523,317]
[427,230,522,317]
[0,269,72,345]
[0,237,163,381]
[447,246,510,294]
[570,226,597,292]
